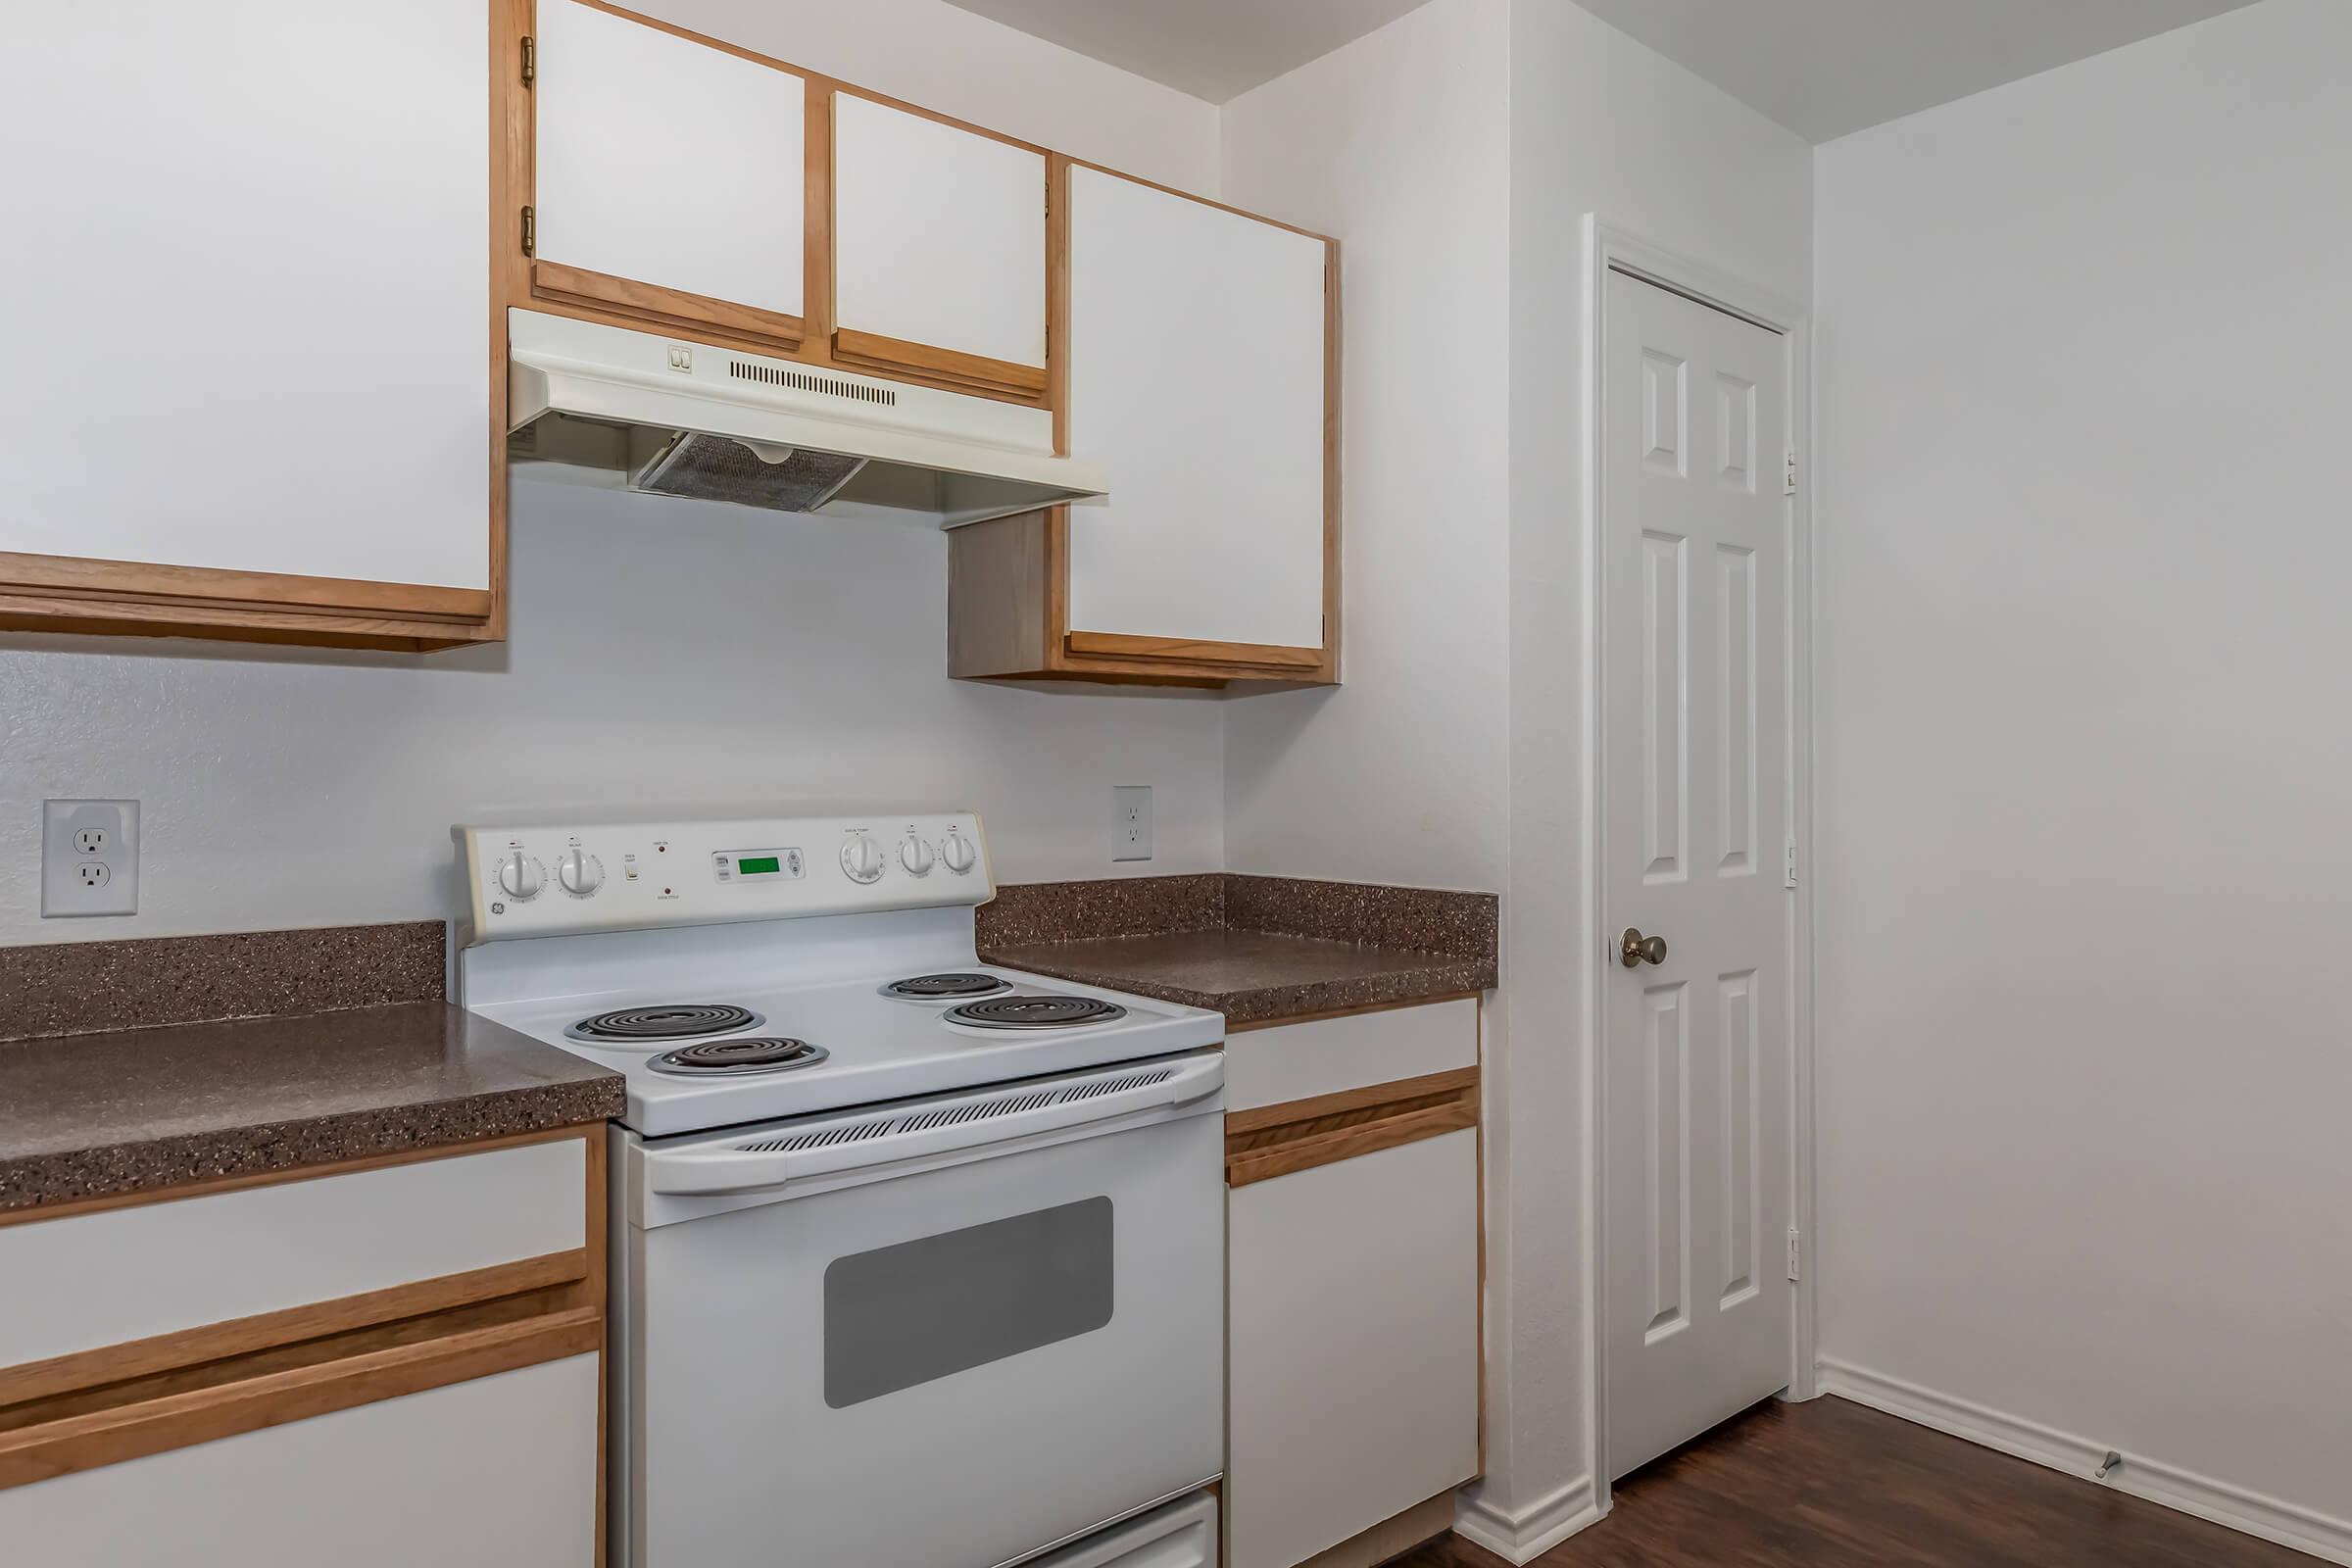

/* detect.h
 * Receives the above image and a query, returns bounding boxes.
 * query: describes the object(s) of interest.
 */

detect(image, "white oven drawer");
[609,1053,1226,1568]
[1032,1491,1218,1568]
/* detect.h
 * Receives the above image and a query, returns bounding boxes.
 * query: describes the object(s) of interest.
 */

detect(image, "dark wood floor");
[1395,1396,2322,1568]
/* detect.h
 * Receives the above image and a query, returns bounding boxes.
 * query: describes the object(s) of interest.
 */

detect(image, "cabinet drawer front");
[0,1139,585,1372]
[535,0,806,320]
[1226,998,1478,1113]
[834,94,1047,374]
[1228,1131,1480,1568]
[1066,167,1330,651]
[0,1353,599,1564]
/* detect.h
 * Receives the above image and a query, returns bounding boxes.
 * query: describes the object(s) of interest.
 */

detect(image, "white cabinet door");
[1228,1131,1480,1568]
[0,1355,601,1566]
[535,0,805,319]
[0,1,488,589]
[833,94,1046,373]
[1066,168,1329,652]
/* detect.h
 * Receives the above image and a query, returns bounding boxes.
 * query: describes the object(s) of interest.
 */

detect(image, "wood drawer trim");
[1064,630,1324,671]
[1225,1066,1479,1188]
[0,1250,586,1409]
[0,1305,599,1492]
[531,259,807,351]
[830,328,1048,401]
[0,552,492,623]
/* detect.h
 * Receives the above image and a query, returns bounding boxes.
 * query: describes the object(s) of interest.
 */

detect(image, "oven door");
[611,1051,1226,1568]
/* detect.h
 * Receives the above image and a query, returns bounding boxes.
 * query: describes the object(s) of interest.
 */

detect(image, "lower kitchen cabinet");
[0,1128,606,1564]
[0,1355,599,1566]
[1223,1000,1484,1568]
[1229,1131,1480,1568]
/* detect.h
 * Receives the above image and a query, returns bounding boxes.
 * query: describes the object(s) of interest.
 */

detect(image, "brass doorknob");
[1620,928,1668,968]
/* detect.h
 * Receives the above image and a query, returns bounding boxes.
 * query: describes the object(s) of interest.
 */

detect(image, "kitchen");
[3,2,2347,1567]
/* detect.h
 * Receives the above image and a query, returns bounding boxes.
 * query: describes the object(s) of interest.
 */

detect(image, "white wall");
[1221,0,1810,1553]
[0,0,1224,948]
[1218,0,1513,895]
[1494,2,1810,1548]
[1814,0,2352,1545]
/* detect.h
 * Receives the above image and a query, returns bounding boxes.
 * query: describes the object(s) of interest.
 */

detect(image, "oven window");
[822,1197,1114,1408]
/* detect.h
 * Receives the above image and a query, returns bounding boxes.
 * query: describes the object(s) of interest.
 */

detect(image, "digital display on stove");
[712,847,802,881]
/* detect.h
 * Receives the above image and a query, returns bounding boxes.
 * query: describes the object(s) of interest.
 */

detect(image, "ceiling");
[939,0,1431,104]
[940,0,2262,136]
[1566,0,2261,142]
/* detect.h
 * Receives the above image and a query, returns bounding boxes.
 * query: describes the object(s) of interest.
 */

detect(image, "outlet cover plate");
[42,799,140,917]
[1112,785,1152,862]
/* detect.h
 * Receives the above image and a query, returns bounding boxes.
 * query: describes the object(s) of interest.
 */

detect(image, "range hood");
[506,310,1104,527]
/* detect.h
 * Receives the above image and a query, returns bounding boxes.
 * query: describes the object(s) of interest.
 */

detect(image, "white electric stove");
[454,812,1226,1568]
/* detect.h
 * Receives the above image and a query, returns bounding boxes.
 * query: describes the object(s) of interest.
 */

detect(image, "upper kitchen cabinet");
[529,0,809,348]
[0,0,499,650]
[949,163,1340,689]
[830,94,1049,401]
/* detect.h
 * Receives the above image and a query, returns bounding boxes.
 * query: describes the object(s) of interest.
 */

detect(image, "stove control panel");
[454,813,993,944]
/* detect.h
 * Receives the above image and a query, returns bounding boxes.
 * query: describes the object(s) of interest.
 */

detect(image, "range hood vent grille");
[634,432,867,513]
[728,359,897,407]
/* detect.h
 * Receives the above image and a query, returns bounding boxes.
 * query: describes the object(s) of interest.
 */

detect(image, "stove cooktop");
[473,965,1221,1137]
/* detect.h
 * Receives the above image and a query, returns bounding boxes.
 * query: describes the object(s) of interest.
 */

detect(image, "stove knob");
[900,834,936,876]
[496,850,546,901]
[941,829,977,875]
[841,835,885,884]
[558,848,605,897]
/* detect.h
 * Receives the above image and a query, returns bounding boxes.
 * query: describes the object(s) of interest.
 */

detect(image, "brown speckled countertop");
[0,1003,621,1213]
[0,916,625,1213]
[978,873,1496,1026]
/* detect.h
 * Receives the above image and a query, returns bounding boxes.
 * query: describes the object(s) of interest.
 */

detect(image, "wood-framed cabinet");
[830,92,1050,399]
[949,160,1342,689]
[1222,1000,1482,1568]
[0,1127,606,1562]
[0,0,506,650]
[528,0,812,347]
[3,0,1336,668]
[517,0,1054,410]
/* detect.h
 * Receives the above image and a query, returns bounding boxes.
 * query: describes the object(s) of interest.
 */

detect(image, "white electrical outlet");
[1112,785,1152,862]
[42,799,139,917]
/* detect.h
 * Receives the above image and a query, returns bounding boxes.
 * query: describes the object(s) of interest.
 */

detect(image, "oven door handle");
[642,1052,1226,1197]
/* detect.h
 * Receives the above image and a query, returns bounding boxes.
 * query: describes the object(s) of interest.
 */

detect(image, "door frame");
[1582,216,1817,1507]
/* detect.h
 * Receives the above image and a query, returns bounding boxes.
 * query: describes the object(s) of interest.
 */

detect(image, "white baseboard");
[1817,1358,2352,1567]
[1452,1474,1599,1564]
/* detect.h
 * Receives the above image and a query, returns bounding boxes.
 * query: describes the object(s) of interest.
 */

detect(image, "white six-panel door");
[1602,269,1793,1478]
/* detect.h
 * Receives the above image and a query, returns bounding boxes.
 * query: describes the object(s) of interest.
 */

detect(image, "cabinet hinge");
[520,205,536,259]
[1784,832,1798,889]
[520,35,536,87]
[1784,451,1798,497]
[1787,1228,1802,1282]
